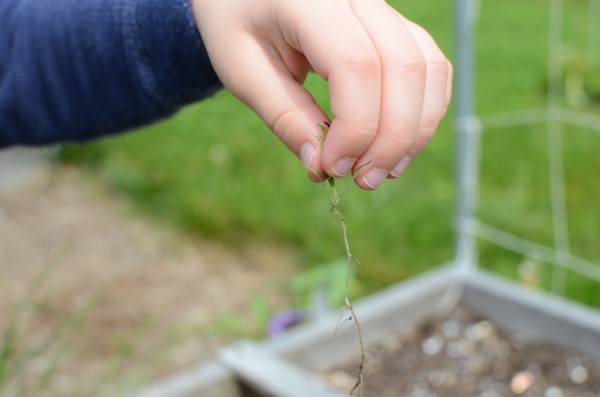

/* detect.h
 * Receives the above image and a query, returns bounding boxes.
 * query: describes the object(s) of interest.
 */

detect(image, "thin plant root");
[313,123,368,396]
[331,199,365,396]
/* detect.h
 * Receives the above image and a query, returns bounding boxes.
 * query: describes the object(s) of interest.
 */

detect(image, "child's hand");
[192,0,452,190]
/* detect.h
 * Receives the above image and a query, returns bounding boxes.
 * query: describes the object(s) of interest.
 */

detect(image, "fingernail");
[300,143,316,168]
[332,157,356,177]
[390,156,412,178]
[362,168,388,190]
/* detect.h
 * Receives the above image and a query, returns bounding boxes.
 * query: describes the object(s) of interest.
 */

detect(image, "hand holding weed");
[192,0,452,190]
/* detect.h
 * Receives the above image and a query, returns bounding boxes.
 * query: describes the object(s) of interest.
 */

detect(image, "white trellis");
[453,0,600,295]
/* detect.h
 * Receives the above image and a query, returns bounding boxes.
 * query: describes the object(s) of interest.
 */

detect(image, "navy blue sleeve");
[0,0,223,147]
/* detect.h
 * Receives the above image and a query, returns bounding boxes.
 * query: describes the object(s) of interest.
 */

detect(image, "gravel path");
[0,165,297,396]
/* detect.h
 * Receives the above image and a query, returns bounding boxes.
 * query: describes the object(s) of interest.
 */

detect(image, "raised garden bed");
[326,303,600,396]
[129,266,600,397]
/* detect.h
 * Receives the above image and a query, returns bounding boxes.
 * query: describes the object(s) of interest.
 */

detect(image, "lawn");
[61,0,600,306]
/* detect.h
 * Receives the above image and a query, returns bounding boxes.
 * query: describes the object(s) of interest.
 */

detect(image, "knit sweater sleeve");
[0,0,223,147]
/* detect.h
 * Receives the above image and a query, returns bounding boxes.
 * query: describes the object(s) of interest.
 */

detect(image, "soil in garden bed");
[323,304,600,397]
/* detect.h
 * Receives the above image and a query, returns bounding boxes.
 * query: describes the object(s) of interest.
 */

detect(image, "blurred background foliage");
[60,0,600,306]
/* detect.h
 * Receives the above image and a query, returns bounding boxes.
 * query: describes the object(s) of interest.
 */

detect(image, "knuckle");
[386,135,415,154]
[343,48,381,79]
[271,107,297,146]
[428,55,450,75]
[393,53,427,77]
[418,124,438,140]
[410,133,433,156]
[351,119,379,143]
[419,112,442,132]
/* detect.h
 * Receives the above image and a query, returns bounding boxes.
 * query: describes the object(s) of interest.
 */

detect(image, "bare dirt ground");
[0,165,298,397]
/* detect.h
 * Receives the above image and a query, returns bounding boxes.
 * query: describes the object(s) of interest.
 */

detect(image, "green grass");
[60,0,600,306]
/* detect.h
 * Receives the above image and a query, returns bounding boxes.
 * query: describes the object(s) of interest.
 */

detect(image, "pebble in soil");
[324,305,600,397]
